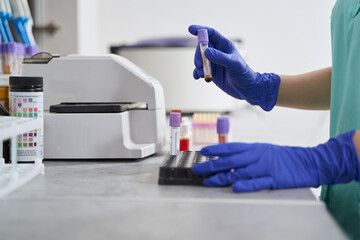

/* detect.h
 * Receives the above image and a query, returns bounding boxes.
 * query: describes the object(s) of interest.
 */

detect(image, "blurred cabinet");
[29,0,99,55]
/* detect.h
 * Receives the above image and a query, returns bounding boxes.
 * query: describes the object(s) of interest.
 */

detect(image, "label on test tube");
[169,112,181,155]
[170,127,179,155]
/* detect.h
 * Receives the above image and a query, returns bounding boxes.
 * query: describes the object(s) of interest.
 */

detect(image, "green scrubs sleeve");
[320,0,360,239]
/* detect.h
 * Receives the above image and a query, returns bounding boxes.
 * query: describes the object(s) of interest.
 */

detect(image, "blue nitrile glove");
[192,130,360,192]
[189,25,281,111]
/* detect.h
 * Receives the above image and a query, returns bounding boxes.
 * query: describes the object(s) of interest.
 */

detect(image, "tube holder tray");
[158,151,215,185]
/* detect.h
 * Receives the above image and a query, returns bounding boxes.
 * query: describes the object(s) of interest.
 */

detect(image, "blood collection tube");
[2,42,17,74]
[169,112,181,155]
[197,29,212,83]
[217,116,230,143]
[180,117,191,151]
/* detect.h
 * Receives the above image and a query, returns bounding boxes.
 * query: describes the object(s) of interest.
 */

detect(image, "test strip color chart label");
[9,91,43,161]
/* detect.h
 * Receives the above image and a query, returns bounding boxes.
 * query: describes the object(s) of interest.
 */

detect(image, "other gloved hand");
[192,130,360,192]
[189,25,281,111]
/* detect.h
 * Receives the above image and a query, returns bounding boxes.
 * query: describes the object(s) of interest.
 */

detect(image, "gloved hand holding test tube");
[189,25,281,111]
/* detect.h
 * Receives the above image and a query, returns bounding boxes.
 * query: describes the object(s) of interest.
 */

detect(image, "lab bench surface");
[0,152,346,240]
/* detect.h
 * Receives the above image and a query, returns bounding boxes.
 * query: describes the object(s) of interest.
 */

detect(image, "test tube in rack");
[169,112,181,155]
[217,116,230,143]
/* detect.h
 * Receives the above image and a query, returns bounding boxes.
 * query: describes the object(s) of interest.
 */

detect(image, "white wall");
[77,0,100,55]
[93,0,336,75]
[44,0,337,75]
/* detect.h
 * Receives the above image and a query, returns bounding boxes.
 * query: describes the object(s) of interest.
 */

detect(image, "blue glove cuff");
[252,73,281,111]
[314,130,360,185]
[340,130,360,182]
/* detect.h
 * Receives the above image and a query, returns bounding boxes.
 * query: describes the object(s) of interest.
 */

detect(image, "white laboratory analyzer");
[22,53,166,159]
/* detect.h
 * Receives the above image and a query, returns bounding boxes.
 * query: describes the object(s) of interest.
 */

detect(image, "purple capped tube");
[169,112,181,155]
[197,29,212,82]
[2,42,17,74]
[217,116,230,143]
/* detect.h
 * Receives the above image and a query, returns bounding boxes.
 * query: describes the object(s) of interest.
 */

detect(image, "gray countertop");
[0,150,347,240]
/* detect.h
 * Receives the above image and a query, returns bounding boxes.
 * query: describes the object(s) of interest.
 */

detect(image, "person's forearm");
[353,130,360,165]
[276,67,331,110]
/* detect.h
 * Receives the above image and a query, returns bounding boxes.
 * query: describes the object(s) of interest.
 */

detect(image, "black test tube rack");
[158,151,215,185]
